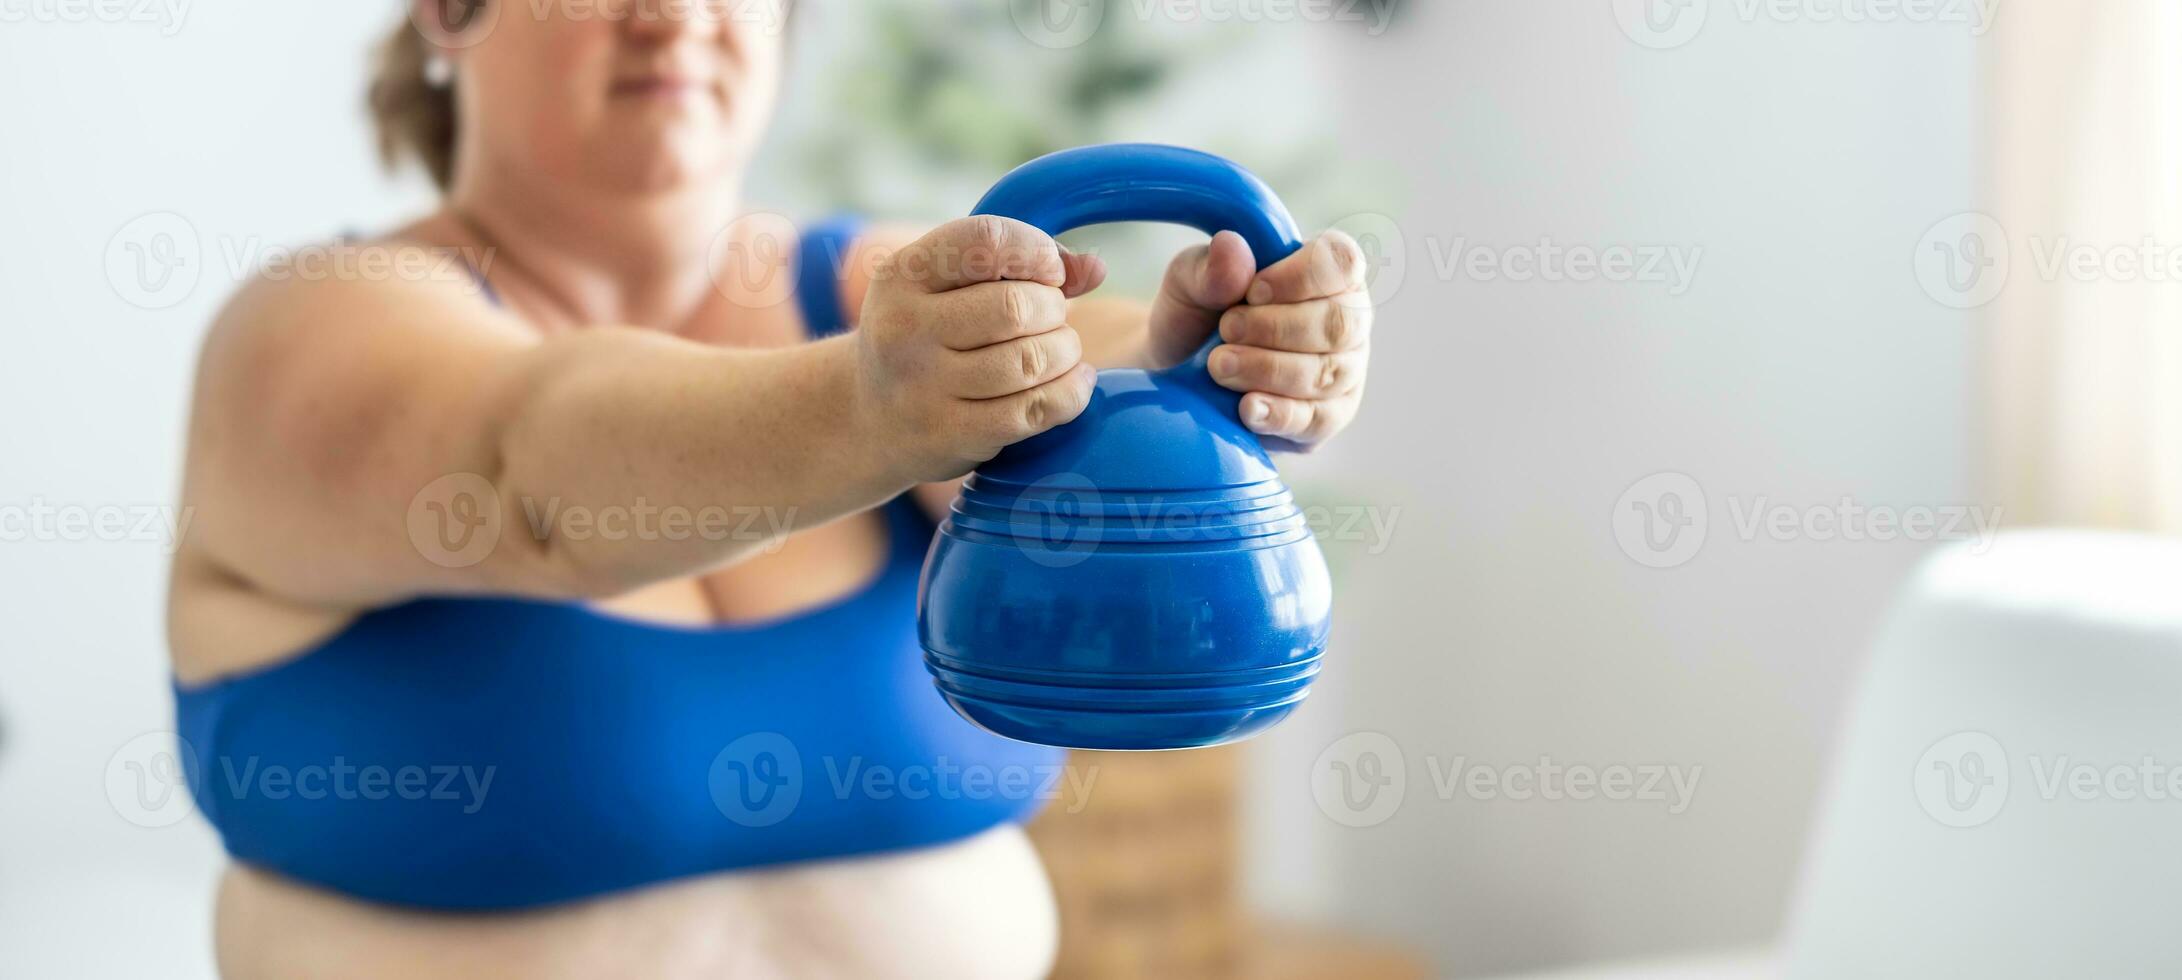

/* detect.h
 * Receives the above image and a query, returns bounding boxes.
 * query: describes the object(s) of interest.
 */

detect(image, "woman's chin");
[567,94,767,196]
[586,142,743,197]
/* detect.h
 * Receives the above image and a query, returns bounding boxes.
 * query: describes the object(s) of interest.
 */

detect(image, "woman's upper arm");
[181,251,539,607]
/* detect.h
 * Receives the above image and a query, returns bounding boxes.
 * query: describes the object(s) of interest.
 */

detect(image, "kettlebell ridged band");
[925,650,1323,690]
[948,474,1312,550]
[927,652,1321,716]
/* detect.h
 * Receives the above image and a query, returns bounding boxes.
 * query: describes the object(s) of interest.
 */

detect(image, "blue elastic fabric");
[173,218,1065,910]
[793,215,861,340]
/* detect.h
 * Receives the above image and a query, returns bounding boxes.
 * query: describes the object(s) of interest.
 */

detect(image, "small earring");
[424,52,454,89]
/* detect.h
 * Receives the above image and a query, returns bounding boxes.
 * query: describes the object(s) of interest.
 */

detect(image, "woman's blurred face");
[439,0,787,195]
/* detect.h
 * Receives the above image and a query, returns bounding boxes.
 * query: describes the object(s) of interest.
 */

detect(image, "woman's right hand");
[852,216,1107,483]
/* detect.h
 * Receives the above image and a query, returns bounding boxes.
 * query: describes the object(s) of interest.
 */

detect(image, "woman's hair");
[367,20,459,191]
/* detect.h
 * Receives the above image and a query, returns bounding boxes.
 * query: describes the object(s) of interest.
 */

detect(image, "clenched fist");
[1142,229,1372,451]
[853,216,1109,482]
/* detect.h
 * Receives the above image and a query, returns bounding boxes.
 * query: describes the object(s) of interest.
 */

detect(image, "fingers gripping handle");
[969,143,1306,388]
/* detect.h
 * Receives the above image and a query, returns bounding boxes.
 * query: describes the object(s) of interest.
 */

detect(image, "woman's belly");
[214,825,1056,980]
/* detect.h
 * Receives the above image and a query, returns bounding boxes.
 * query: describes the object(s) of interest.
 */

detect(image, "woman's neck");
[446,168,742,332]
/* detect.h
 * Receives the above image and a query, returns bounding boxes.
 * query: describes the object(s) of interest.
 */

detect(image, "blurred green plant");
[781,0,1393,294]
[799,8,1172,191]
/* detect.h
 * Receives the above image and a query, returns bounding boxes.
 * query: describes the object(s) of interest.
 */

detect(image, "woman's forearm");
[190,219,1105,611]
[184,269,917,609]
[485,329,913,597]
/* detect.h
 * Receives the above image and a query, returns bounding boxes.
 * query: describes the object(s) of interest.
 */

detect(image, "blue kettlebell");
[917,143,1334,751]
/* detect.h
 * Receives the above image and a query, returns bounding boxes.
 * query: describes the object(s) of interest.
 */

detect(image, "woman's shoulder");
[171,215,535,685]
[195,216,524,379]
[228,215,498,318]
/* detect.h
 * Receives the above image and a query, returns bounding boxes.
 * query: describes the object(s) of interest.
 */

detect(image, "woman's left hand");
[1141,229,1372,450]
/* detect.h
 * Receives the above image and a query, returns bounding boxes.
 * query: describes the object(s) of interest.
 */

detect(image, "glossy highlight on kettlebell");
[917,143,1334,750]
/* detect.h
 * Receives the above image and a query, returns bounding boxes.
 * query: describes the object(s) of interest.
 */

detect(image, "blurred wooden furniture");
[1238,924,1433,980]
[1029,747,1429,979]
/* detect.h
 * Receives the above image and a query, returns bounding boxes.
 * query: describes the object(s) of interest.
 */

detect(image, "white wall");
[1,5,436,977]
[1241,2,1978,975]
[0,2,1975,978]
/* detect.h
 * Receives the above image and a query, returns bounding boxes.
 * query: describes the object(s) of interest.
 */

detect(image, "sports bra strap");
[793,215,865,340]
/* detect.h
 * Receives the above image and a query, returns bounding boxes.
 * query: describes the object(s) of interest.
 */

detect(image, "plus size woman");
[167,3,1375,976]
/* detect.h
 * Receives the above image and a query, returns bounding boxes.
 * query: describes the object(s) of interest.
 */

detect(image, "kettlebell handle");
[970,144,1307,385]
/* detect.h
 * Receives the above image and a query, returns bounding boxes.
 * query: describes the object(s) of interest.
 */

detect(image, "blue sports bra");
[174,218,1066,910]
